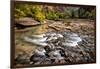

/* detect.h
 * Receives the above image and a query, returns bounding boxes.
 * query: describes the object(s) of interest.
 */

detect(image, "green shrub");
[78,7,96,19]
[32,5,45,23]
[15,4,45,23]
[63,7,79,18]
[46,11,60,20]
[14,4,96,20]
[14,4,33,19]
[14,8,26,18]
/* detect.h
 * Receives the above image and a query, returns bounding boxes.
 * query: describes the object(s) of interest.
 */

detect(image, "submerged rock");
[15,53,30,65]
[34,47,46,56]
[30,47,47,63]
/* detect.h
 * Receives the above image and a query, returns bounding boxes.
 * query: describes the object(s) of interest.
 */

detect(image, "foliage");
[15,4,45,23]
[46,11,59,20]
[45,11,67,20]
[78,7,96,19]
[32,5,46,23]
[15,4,96,21]
[15,4,33,18]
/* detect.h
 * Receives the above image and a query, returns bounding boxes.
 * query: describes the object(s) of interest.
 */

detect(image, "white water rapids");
[24,32,82,47]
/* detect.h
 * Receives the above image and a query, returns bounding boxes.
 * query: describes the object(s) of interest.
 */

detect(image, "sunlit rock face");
[24,32,82,47]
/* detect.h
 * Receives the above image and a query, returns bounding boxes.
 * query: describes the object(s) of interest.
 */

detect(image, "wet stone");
[15,31,95,65]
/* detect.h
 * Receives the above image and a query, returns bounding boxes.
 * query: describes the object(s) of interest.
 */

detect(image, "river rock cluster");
[15,31,95,66]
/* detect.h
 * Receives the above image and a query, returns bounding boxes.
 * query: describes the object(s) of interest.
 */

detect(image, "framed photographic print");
[11,1,96,68]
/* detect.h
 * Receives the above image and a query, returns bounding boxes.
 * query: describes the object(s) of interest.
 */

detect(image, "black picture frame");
[11,1,96,68]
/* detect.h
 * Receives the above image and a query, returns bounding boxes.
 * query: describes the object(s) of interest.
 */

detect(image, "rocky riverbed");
[14,19,96,67]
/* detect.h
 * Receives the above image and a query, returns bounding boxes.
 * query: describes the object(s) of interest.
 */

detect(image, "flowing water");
[14,20,96,66]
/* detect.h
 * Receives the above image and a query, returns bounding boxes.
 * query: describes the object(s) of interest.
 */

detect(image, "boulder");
[15,17,40,27]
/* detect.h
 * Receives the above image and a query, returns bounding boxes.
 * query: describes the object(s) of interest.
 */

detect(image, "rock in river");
[15,17,40,29]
